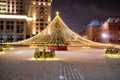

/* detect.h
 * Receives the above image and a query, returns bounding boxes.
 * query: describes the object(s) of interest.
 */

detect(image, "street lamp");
[102,33,108,43]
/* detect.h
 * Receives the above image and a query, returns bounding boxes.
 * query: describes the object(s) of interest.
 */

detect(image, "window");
[40,16,44,19]
[16,21,24,33]
[17,35,24,41]
[40,23,44,26]
[0,25,3,30]
[40,7,44,10]
[36,19,39,21]
[17,21,20,24]
[36,23,39,26]
[45,12,47,14]
[40,11,44,14]
[20,10,23,12]
[118,26,120,30]
[7,25,10,29]
[21,21,24,24]
[7,21,10,24]
[40,19,44,21]
[20,6,23,8]
[36,32,38,34]
[45,23,48,26]
[11,21,14,24]
[11,25,14,29]
[20,2,22,4]
[40,27,44,30]
[0,21,4,24]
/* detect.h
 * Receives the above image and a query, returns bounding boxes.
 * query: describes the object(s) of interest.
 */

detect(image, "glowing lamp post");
[102,33,108,43]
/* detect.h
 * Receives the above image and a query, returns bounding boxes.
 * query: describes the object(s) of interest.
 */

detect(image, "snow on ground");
[0,47,120,80]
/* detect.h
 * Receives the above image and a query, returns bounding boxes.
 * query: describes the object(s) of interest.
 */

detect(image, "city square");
[0,47,120,80]
[0,0,120,80]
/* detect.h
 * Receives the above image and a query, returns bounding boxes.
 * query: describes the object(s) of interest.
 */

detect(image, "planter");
[47,46,67,51]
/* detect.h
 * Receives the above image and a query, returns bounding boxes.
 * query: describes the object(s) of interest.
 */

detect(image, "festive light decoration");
[0,14,32,21]
[29,57,59,61]
[105,54,120,58]
[105,46,120,58]
[6,12,112,47]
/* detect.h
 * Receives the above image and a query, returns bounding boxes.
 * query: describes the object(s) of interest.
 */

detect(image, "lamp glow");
[102,33,107,38]
[102,33,108,43]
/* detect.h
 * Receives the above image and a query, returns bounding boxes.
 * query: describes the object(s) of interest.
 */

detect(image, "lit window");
[33,2,36,5]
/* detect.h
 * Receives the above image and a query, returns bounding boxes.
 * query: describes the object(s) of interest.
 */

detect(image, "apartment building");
[0,0,52,42]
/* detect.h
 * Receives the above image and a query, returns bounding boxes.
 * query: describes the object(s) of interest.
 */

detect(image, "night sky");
[52,0,120,33]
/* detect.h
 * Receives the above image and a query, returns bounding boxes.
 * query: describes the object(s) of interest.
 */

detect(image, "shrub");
[4,43,13,49]
[0,45,3,52]
[50,49,55,58]
[105,46,120,54]
[34,47,40,60]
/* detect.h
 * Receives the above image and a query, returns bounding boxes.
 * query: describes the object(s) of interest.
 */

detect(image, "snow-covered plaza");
[0,47,120,80]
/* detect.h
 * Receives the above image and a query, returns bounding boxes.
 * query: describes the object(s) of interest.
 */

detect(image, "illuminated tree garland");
[7,12,112,47]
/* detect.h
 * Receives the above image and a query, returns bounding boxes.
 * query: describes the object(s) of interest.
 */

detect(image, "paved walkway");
[60,61,82,80]
[0,47,120,80]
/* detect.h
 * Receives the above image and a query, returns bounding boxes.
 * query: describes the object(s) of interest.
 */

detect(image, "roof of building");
[87,20,103,27]
[107,18,120,23]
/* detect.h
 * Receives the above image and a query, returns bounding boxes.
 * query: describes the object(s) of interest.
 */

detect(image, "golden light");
[28,57,59,61]
[0,2,7,5]
[48,3,51,6]
[0,10,7,13]
[38,2,41,5]
[0,14,33,21]
[33,2,36,5]
[48,17,51,22]
[3,47,14,50]
[0,2,7,13]
[32,29,36,35]
[56,11,59,15]
[29,43,38,48]
[48,29,51,34]
[33,15,36,21]
[9,12,112,47]
[26,17,33,21]
[82,47,90,49]
[43,3,46,6]
[105,54,120,58]
[39,32,41,34]
[0,51,5,55]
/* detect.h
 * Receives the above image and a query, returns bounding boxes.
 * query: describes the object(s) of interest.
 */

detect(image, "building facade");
[95,18,120,43]
[0,0,52,42]
[80,18,120,44]
[80,20,102,41]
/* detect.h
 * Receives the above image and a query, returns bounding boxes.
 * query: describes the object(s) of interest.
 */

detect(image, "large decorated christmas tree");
[6,12,111,50]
